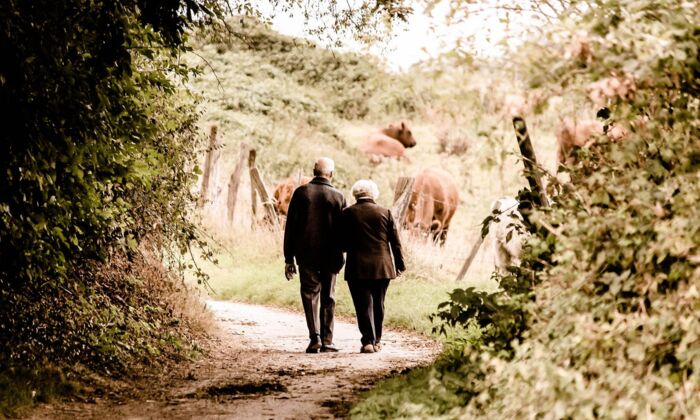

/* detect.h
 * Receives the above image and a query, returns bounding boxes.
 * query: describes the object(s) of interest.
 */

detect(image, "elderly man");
[283,157,346,353]
[341,180,405,353]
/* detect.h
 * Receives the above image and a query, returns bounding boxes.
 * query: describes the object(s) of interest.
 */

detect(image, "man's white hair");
[351,179,380,200]
[313,157,335,177]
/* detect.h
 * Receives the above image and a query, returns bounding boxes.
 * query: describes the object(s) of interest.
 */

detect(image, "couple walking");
[283,157,405,354]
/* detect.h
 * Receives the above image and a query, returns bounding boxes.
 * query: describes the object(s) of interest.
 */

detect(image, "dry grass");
[139,248,216,336]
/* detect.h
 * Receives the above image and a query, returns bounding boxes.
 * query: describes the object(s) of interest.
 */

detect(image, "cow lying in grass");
[359,121,416,163]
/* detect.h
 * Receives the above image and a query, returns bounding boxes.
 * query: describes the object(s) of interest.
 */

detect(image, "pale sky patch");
[263,1,538,71]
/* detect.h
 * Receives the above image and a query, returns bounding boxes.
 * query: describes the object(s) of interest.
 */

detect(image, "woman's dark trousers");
[348,279,390,346]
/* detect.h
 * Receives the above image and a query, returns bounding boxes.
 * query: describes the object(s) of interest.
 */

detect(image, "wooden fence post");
[248,149,258,228]
[512,117,548,207]
[391,176,415,227]
[226,142,249,225]
[197,125,220,208]
[249,166,280,232]
[456,117,547,281]
[455,235,485,281]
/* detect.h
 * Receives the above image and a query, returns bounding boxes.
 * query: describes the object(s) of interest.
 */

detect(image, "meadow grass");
[192,229,494,336]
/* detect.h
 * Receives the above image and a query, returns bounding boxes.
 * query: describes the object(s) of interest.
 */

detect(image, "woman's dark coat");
[341,198,405,281]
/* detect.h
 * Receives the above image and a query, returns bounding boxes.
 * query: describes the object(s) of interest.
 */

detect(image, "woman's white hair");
[351,179,380,200]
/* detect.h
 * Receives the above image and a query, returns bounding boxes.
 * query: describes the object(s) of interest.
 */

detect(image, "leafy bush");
[194,18,424,120]
[349,332,483,419]
[354,0,700,417]
[0,0,221,412]
[436,129,471,156]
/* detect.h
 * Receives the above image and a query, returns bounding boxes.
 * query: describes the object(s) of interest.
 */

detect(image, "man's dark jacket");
[284,177,347,273]
[341,198,405,281]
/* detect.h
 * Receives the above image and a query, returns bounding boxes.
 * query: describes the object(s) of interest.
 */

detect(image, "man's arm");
[283,189,302,265]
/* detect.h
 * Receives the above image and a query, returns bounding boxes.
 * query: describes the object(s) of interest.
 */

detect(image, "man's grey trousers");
[299,267,336,345]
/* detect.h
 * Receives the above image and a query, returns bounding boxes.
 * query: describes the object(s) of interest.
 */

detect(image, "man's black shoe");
[306,341,322,353]
[320,344,339,352]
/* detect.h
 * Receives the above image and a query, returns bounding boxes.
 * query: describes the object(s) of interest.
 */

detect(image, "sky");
[264,1,535,71]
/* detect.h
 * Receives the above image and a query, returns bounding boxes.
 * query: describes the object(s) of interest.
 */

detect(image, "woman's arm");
[387,210,406,273]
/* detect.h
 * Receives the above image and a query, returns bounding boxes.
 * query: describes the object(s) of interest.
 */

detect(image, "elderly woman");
[341,180,405,354]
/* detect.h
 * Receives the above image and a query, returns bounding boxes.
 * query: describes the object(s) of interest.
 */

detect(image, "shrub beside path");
[30,300,440,419]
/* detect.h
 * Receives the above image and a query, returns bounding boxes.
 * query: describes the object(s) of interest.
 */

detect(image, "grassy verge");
[195,230,492,336]
[348,337,480,419]
[0,364,77,418]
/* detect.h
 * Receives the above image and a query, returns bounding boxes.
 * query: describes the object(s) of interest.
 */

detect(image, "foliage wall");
[352,0,700,417]
[464,1,700,416]
[0,0,223,378]
[0,2,415,413]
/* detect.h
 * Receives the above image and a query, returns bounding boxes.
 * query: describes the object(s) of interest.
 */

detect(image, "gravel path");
[29,300,439,419]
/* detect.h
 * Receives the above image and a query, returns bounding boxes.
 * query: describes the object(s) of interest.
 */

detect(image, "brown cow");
[405,168,459,246]
[272,175,312,216]
[556,119,605,166]
[556,118,634,166]
[359,121,416,162]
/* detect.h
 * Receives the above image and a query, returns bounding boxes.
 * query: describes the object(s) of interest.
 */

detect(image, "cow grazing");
[489,197,528,273]
[405,168,459,246]
[555,118,605,166]
[359,121,416,162]
[272,175,312,216]
[556,117,634,166]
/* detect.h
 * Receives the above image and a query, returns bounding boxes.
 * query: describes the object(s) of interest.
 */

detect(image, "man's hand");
[285,263,297,280]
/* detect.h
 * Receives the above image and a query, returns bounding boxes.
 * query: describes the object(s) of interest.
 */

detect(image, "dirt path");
[30,300,439,419]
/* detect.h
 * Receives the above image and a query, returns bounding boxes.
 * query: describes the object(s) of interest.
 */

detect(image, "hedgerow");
[0,1,224,413]
[352,0,699,417]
